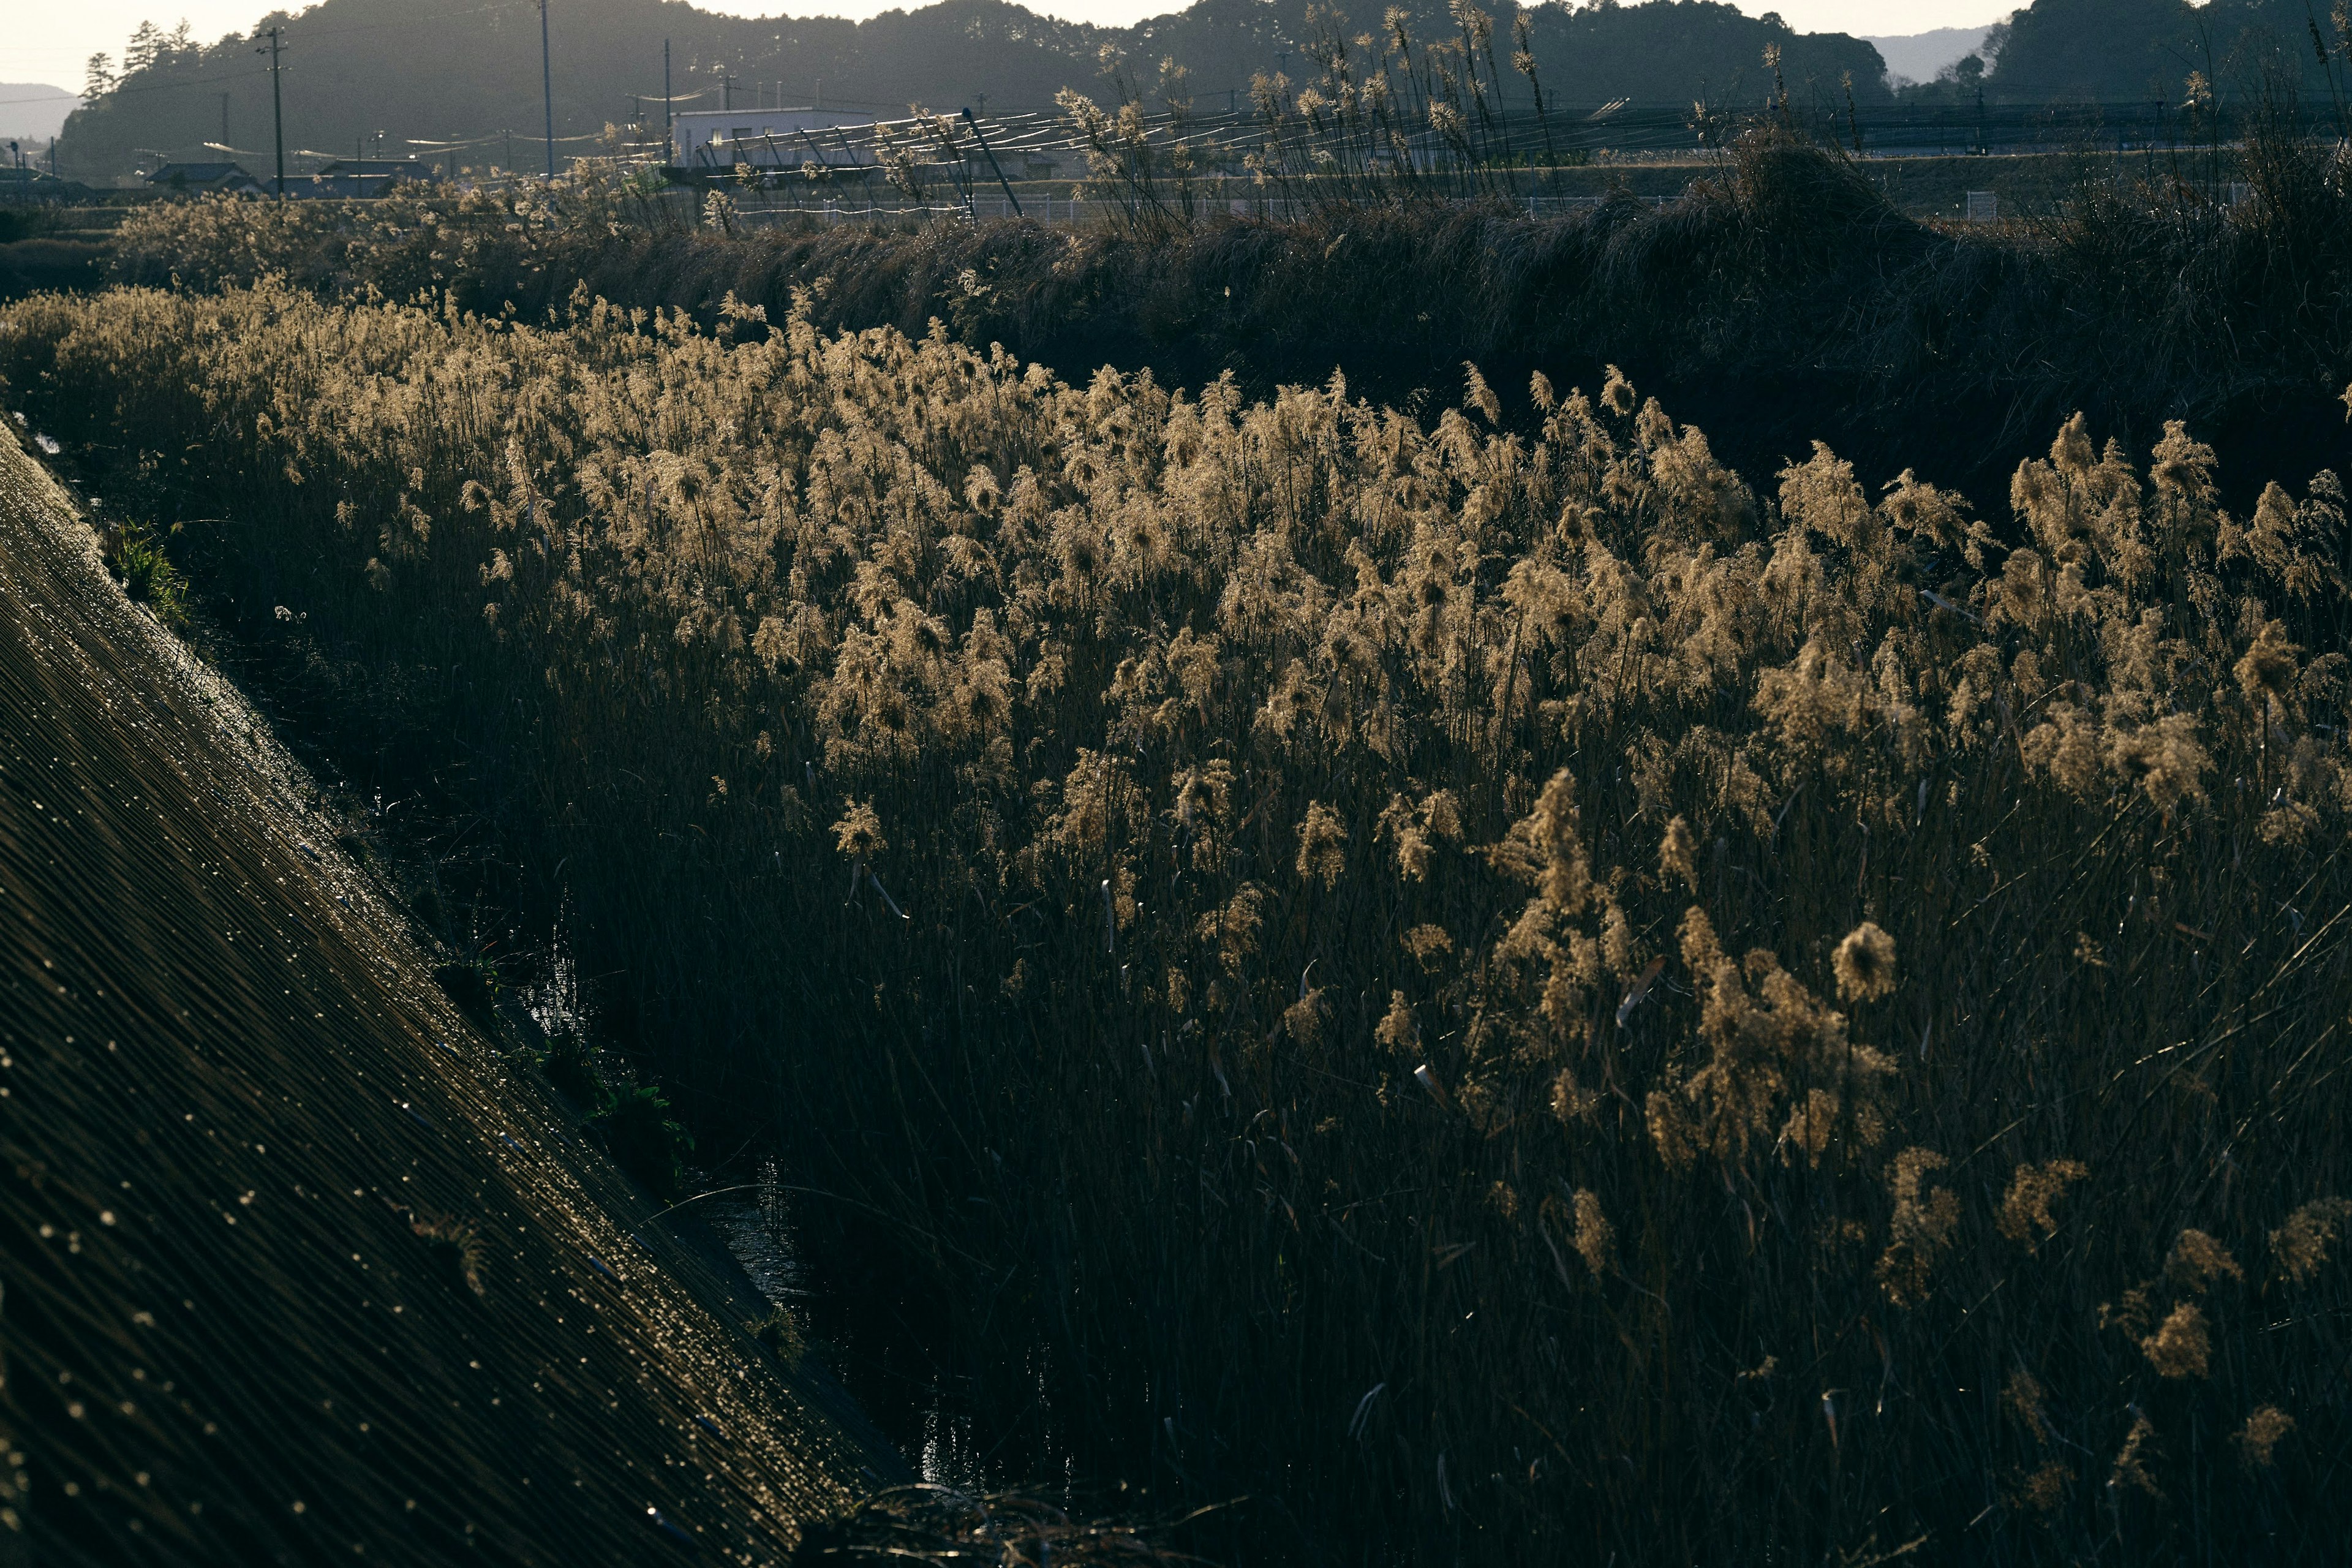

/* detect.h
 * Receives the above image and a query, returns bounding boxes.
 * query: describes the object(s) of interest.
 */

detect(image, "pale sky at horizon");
[1,0,2005,96]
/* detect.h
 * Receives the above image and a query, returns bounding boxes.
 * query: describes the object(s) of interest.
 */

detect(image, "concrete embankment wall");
[0,423,895,1563]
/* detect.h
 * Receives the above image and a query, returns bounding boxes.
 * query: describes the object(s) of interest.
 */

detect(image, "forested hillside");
[1988,0,2351,102]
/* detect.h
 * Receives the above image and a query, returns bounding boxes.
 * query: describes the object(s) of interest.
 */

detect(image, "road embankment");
[0,421,897,1562]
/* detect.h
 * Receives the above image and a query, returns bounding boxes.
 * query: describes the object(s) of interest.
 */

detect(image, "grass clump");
[6,269,2352,1561]
[750,1308,805,1366]
[532,1025,692,1199]
[431,956,502,1034]
[410,1211,486,1297]
[595,1085,695,1205]
[102,518,187,625]
[539,1028,612,1116]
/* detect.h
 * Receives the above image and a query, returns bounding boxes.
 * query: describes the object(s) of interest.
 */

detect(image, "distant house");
[0,167,94,203]
[296,157,431,200]
[311,157,430,179]
[672,108,875,172]
[143,161,266,197]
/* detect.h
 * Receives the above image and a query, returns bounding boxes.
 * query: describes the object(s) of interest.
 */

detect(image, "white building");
[671,108,875,170]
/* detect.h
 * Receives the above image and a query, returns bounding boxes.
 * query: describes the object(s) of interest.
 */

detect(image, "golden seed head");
[1833,922,1896,1003]
[2140,1303,2212,1379]
[2236,1407,2294,1468]
[2164,1228,2242,1295]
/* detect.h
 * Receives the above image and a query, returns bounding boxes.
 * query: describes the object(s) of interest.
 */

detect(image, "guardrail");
[720,190,1694,229]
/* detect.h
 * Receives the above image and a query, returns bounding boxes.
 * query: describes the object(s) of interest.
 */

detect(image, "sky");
[0,0,2007,97]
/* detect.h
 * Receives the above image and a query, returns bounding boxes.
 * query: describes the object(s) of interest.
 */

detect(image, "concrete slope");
[0,423,894,1562]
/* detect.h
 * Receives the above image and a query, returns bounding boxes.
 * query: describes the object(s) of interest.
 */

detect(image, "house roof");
[312,157,427,176]
[289,171,405,198]
[0,168,92,200]
[145,161,260,187]
[672,108,874,128]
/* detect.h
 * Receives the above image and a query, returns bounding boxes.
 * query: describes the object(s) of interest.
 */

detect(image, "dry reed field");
[96,118,2352,512]
[7,146,2352,1560]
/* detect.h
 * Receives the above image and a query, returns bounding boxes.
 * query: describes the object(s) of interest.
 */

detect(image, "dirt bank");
[0,421,900,1562]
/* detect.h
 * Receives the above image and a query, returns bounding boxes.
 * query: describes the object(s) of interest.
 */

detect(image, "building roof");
[144,162,265,192]
[312,157,428,177]
[291,172,402,199]
[671,107,875,129]
[0,168,93,202]
[146,161,250,182]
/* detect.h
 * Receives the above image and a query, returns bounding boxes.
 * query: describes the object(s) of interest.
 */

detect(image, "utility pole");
[254,25,285,200]
[720,71,736,112]
[219,92,230,146]
[664,39,673,161]
[539,0,555,178]
[963,107,1020,216]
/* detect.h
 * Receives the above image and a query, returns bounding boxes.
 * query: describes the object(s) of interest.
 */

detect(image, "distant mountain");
[1863,24,1997,85]
[0,83,81,145]
[53,0,1890,181]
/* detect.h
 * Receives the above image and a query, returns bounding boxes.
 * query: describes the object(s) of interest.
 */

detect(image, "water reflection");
[705,1159,1003,1493]
[526,925,1050,1499]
